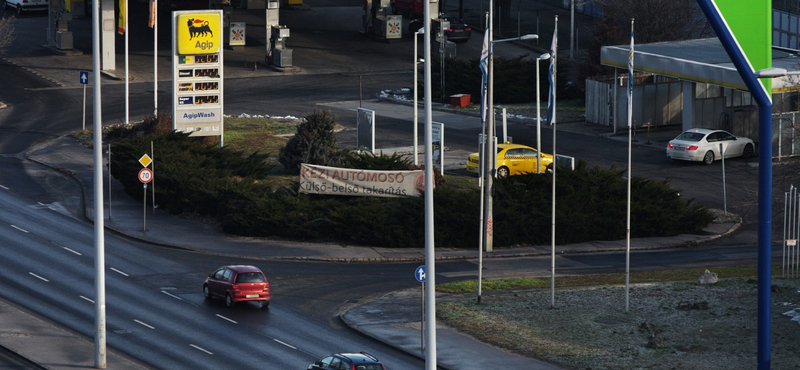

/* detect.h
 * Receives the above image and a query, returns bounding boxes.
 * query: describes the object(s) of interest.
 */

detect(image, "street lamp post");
[536,52,551,173]
[414,28,426,166]
[483,33,538,253]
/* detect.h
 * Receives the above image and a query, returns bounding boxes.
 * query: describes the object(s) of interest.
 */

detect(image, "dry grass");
[437,270,800,370]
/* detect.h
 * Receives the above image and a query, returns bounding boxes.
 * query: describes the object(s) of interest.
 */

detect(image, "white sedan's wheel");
[743,143,754,158]
[702,151,714,165]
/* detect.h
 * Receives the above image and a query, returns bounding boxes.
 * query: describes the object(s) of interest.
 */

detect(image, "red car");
[203,265,270,308]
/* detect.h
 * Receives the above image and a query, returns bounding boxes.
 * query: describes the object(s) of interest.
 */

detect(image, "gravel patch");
[437,277,800,370]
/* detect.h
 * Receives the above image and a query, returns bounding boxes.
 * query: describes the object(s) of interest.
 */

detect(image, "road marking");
[161,290,182,301]
[274,339,297,349]
[11,225,28,233]
[190,344,213,355]
[62,247,82,255]
[134,320,155,330]
[28,272,48,282]
[0,185,8,190]
[110,267,129,276]
[80,296,94,303]
[215,314,237,324]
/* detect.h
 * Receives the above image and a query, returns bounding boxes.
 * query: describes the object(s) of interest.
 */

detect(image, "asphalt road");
[0,1,785,369]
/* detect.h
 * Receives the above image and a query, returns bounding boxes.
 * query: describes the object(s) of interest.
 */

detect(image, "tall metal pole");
[569,0,574,60]
[423,1,437,368]
[154,0,158,117]
[414,30,420,166]
[549,15,557,309]
[625,18,633,313]
[92,0,107,365]
[695,2,773,367]
[483,0,494,253]
[477,12,489,304]
[124,0,129,126]
[536,57,541,173]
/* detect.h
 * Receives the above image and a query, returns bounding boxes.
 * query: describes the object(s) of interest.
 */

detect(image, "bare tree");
[578,0,712,84]
[0,15,15,57]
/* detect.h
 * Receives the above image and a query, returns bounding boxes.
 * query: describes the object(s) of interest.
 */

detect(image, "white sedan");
[666,128,755,165]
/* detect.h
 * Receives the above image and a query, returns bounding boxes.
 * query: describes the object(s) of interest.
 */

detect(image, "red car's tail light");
[687,145,699,150]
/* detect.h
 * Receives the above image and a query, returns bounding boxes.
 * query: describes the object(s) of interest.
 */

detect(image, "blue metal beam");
[695,1,772,369]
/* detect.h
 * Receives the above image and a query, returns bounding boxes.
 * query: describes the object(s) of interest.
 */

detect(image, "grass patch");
[436,265,768,294]
[440,173,479,191]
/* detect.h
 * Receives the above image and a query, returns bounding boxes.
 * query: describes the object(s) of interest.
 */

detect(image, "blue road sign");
[415,265,426,283]
[79,71,89,85]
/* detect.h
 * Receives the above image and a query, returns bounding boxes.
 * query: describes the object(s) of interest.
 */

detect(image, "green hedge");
[110,132,712,248]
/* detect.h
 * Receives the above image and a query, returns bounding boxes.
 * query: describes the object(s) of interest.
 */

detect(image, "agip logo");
[176,13,221,55]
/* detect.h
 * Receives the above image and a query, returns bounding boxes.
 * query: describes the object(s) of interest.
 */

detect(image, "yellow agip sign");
[176,13,221,55]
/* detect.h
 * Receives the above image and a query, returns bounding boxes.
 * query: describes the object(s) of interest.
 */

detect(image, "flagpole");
[124,0,129,126]
[625,18,634,312]
[549,15,557,309]
[483,0,494,255]
[477,11,489,304]
[153,0,158,117]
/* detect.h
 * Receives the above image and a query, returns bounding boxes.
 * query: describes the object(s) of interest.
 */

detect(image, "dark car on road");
[409,15,472,43]
[203,265,270,308]
[308,352,386,370]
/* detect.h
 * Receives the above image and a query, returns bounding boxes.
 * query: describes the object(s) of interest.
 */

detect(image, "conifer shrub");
[278,109,350,172]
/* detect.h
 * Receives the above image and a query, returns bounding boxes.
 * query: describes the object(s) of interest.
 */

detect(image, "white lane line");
[110,267,129,276]
[161,291,183,301]
[134,320,155,330]
[11,225,29,233]
[189,344,213,355]
[215,314,237,324]
[0,185,8,190]
[62,247,82,255]
[80,296,94,303]
[274,339,297,350]
[28,272,49,282]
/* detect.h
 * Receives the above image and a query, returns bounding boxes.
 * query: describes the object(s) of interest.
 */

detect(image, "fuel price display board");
[172,10,224,138]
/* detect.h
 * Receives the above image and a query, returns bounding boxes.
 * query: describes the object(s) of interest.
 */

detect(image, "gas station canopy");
[601,37,800,93]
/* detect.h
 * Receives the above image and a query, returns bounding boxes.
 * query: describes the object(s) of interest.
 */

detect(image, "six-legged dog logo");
[187,18,214,40]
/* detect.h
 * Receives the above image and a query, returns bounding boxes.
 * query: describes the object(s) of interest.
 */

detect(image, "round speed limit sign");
[138,168,153,183]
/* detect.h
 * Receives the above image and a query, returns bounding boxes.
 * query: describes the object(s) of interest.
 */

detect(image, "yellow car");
[466,143,554,177]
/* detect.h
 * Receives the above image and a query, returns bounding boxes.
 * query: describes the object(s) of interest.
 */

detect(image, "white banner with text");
[299,164,426,197]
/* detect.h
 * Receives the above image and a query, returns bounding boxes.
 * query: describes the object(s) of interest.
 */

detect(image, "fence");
[783,185,800,278]
[774,112,800,160]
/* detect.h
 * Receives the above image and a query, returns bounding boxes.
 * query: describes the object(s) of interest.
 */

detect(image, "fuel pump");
[362,0,400,40]
[265,0,279,64]
[270,25,291,67]
[53,1,73,50]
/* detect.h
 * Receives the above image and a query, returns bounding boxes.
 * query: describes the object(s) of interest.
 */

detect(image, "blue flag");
[479,18,489,125]
[546,19,557,126]
[628,19,634,128]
